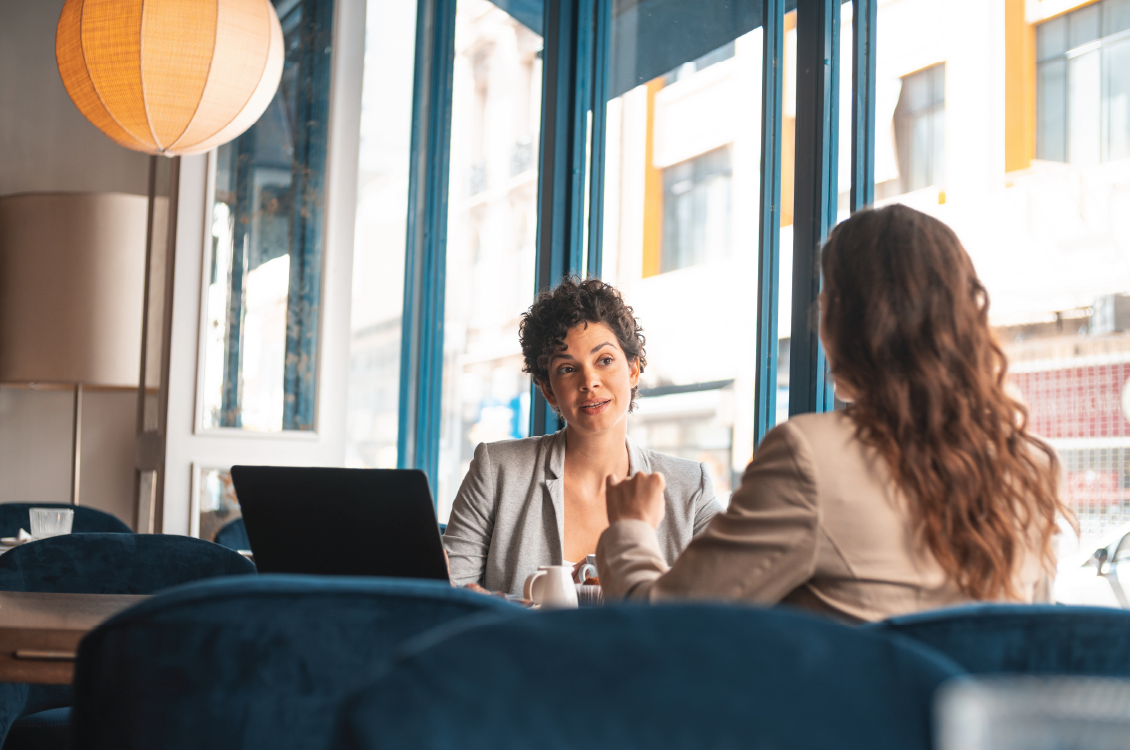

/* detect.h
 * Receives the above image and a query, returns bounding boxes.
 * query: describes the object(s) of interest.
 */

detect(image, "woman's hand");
[606,472,666,529]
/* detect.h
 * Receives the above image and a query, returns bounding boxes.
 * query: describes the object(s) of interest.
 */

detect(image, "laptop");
[229,466,449,582]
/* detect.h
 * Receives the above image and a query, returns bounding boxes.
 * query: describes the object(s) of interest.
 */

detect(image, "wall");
[0,0,150,197]
[0,0,148,528]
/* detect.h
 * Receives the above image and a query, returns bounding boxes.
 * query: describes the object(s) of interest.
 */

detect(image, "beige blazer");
[444,431,722,596]
[597,411,1049,623]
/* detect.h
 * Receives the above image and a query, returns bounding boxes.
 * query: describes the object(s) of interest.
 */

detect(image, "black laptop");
[229,466,449,582]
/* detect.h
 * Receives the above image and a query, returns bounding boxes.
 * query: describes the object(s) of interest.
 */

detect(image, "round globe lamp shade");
[55,0,284,157]
[0,193,150,388]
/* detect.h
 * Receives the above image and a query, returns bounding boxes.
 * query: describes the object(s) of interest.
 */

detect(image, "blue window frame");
[395,0,876,492]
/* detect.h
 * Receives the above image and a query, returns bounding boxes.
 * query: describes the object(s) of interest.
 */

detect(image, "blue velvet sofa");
[336,603,966,750]
[869,603,1130,676]
[70,575,524,750]
[0,533,255,749]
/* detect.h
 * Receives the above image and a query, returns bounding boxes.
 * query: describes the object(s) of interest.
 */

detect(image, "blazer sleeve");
[442,442,496,587]
[597,421,821,603]
[692,463,723,536]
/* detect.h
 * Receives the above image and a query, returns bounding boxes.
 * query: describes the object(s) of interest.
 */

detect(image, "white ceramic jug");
[523,565,579,608]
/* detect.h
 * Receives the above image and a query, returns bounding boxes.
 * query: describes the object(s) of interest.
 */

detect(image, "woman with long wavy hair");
[595,204,1068,621]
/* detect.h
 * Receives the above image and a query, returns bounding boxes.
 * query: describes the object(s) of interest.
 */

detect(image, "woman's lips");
[579,399,611,415]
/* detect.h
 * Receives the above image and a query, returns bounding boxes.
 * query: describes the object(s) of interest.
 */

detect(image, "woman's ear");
[629,357,640,388]
[538,378,558,409]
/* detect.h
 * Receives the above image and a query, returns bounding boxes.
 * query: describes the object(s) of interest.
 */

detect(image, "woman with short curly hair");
[443,277,722,595]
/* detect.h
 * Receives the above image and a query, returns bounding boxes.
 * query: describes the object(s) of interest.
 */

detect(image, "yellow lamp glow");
[55,0,284,156]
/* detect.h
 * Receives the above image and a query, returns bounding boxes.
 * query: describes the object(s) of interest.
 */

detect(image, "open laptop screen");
[230,466,449,582]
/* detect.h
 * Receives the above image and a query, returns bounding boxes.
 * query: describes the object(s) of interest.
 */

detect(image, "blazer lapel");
[544,430,566,564]
[625,434,651,477]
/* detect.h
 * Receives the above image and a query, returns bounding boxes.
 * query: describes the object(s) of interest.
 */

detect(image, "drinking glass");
[937,676,1130,750]
[29,508,74,538]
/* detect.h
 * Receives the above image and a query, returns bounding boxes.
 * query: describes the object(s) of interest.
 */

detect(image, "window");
[602,20,758,497]
[395,0,865,504]
[436,0,543,520]
[202,0,333,432]
[1037,0,1130,164]
[894,64,945,193]
[661,145,733,273]
[879,0,1130,550]
[346,0,418,468]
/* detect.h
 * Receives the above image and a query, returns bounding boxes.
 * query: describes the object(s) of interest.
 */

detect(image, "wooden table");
[0,592,147,684]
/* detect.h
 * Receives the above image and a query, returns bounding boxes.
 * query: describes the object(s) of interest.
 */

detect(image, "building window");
[894,64,945,193]
[1037,0,1130,164]
[660,145,733,273]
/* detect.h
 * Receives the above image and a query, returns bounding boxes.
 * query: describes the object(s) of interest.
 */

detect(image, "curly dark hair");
[519,276,647,412]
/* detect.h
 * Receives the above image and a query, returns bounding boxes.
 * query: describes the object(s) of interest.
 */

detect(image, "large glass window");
[436,0,543,520]
[1037,0,1130,164]
[345,0,418,468]
[877,0,1130,552]
[600,2,853,500]
[203,0,333,432]
[600,4,768,501]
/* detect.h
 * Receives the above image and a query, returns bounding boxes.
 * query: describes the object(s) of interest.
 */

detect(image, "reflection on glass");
[346,0,418,468]
[197,468,239,542]
[437,0,543,520]
[877,0,1130,551]
[202,0,333,432]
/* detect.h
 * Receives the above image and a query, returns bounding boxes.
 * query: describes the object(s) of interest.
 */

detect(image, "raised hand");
[605,471,666,529]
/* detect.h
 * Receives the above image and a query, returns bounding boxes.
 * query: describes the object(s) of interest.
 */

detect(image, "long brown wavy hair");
[820,204,1066,601]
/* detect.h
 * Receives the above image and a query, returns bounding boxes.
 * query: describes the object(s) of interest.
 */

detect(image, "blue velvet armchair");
[0,533,255,750]
[336,604,966,750]
[869,603,1130,676]
[212,518,250,551]
[70,575,523,750]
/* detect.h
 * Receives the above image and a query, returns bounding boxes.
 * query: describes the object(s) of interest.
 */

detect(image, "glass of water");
[937,676,1130,750]
[29,508,74,538]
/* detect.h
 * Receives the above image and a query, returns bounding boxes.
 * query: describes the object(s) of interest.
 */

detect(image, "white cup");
[523,565,579,608]
[29,508,74,538]
[576,554,599,583]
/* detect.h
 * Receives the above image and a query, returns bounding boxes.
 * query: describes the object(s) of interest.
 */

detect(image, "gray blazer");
[443,431,722,595]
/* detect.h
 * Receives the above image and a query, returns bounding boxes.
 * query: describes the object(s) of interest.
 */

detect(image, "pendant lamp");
[55,0,285,156]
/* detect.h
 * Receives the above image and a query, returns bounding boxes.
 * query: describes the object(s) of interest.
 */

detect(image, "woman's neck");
[562,421,630,483]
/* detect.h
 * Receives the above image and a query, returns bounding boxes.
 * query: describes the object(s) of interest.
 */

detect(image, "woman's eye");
[600,357,613,365]
[558,365,574,374]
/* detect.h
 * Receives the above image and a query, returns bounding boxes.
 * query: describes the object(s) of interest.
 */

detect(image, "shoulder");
[751,411,861,483]
[642,449,707,484]
[470,434,558,466]
[770,411,859,457]
[784,409,854,437]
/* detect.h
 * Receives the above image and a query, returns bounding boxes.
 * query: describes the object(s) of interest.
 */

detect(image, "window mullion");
[530,0,608,437]
[789,0,839,416]
[754,0,786,446]
[851,0,877,212]
[397,0,458,493]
